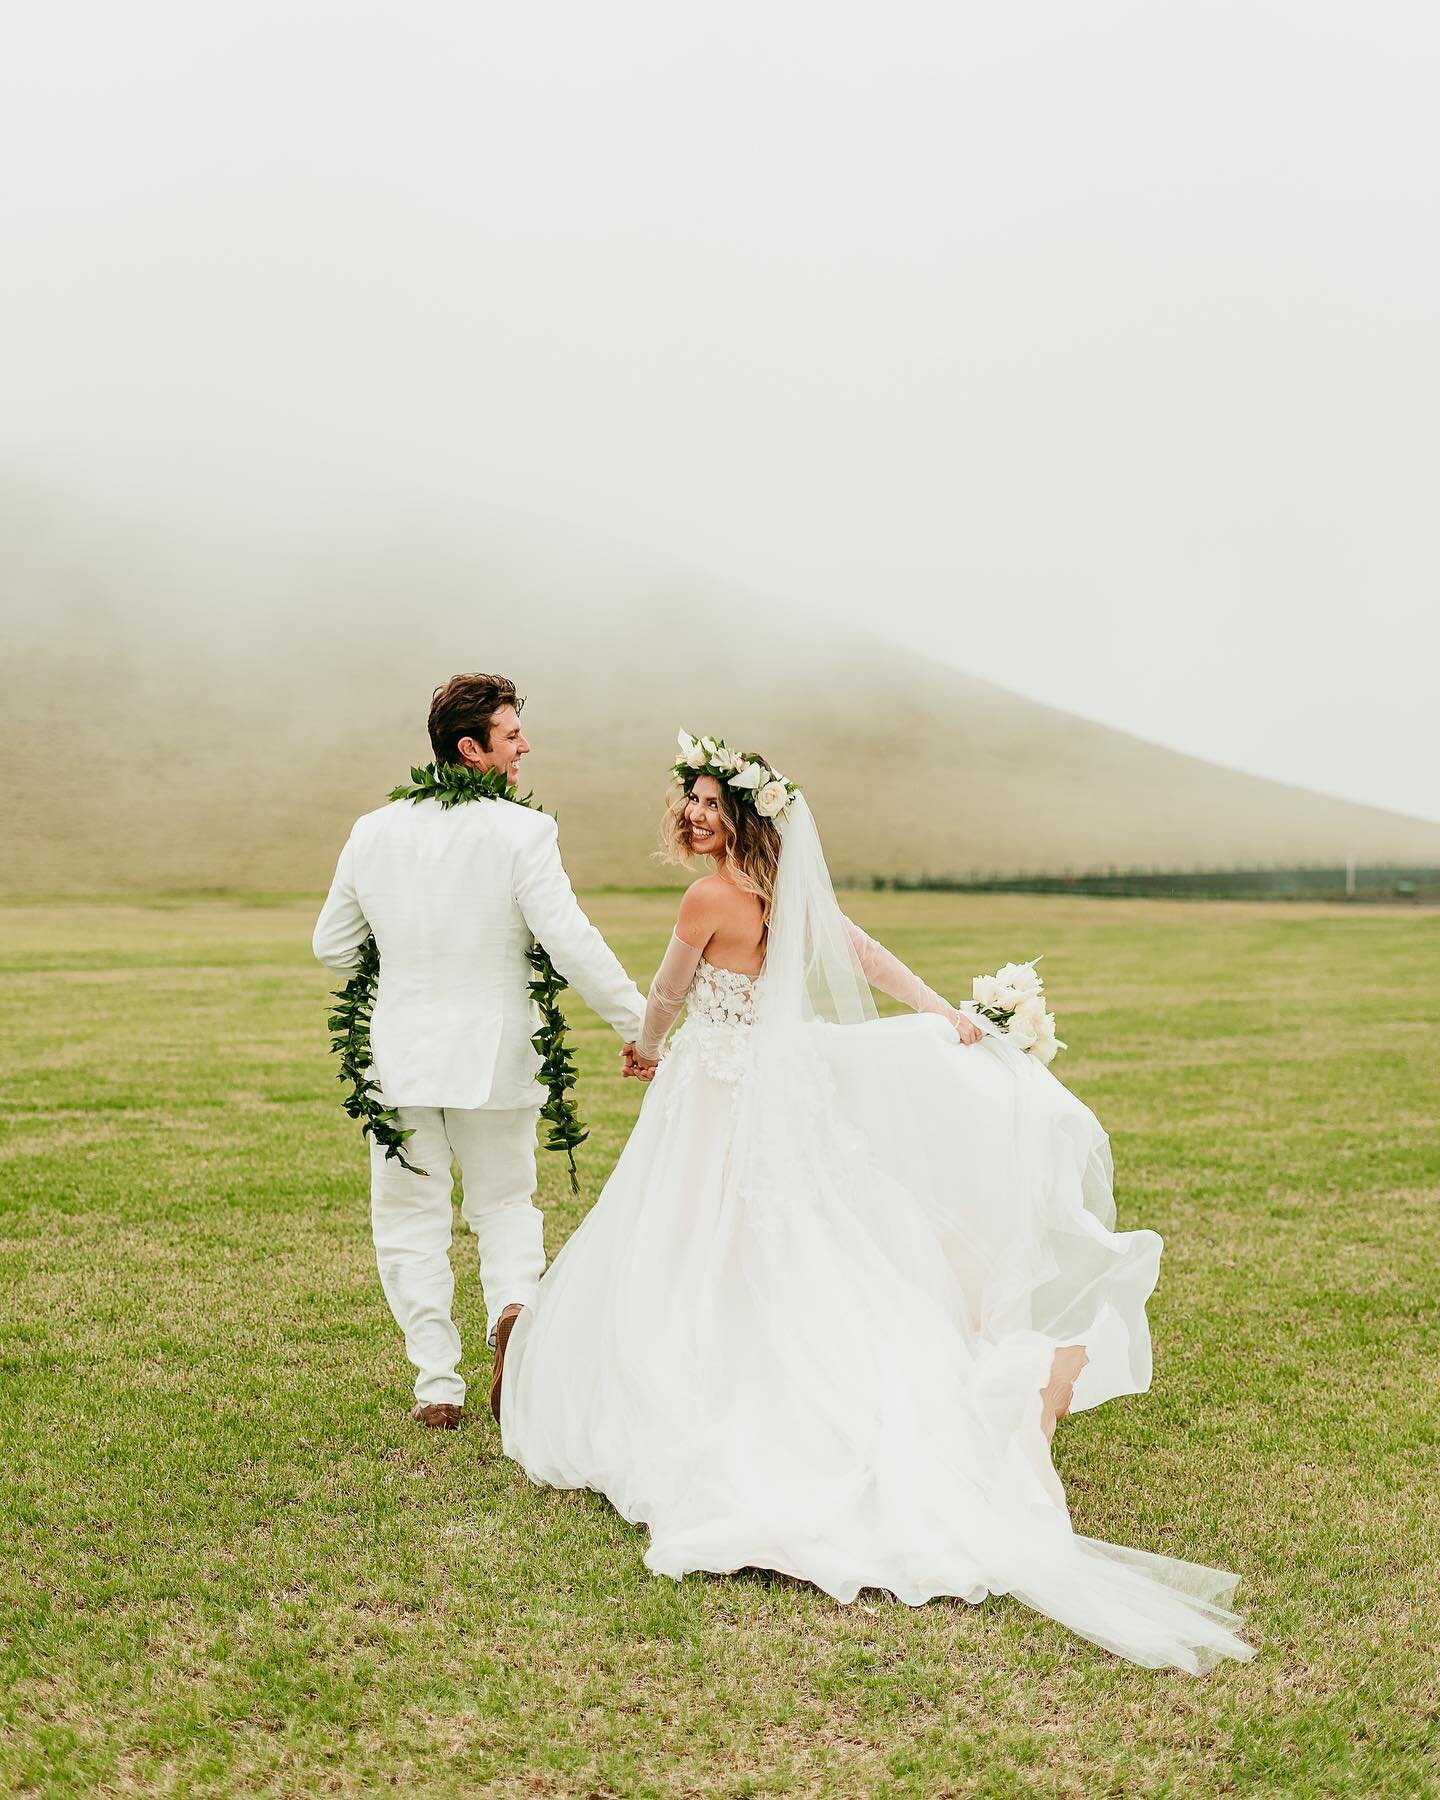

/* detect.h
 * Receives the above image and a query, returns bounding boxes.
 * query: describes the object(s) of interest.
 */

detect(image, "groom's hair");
[428,673,523,764]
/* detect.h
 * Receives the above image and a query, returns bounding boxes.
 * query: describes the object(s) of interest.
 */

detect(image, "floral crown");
[672,731,800,820]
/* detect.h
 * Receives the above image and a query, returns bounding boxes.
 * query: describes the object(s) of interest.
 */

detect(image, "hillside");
[3,494,1438,894]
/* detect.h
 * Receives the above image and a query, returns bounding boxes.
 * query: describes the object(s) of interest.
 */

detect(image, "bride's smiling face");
[684,777,729,858]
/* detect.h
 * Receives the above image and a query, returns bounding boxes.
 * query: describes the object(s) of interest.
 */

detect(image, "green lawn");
[1,892,1436,1797]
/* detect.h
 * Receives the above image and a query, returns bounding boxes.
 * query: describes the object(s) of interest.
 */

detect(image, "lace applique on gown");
[661,957,759,1097]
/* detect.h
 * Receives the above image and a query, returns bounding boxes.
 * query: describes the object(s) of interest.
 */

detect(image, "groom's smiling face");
[458,704,530,784]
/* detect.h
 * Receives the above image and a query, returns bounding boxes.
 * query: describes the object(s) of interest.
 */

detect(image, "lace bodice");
[637,913,959,1066]
[653,957,759,1093]
[686,957,760,1030]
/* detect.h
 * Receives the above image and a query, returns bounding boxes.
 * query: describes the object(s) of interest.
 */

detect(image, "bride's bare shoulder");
[676,873,748,944]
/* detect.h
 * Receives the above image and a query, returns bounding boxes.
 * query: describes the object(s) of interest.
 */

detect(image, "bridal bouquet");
[971,959,1066,1064]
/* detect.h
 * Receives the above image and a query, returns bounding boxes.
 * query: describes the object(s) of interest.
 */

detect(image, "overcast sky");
[3,1,1437,819]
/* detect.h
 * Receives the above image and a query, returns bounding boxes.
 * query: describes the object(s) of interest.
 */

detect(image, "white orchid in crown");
[676,730,709,771]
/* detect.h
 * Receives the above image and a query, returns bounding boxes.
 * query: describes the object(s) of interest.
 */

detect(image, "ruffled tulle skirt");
[501,1013,1254,1671]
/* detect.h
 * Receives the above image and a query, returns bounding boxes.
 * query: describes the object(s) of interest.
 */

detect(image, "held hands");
[622,1042,659,1082]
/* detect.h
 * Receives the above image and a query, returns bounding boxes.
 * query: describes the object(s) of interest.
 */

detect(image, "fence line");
[841,865,1439,902]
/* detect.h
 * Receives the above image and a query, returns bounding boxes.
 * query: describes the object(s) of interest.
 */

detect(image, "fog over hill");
[4,490,1438,895]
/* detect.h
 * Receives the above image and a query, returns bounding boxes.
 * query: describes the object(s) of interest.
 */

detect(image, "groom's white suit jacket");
[313,796,646,1112]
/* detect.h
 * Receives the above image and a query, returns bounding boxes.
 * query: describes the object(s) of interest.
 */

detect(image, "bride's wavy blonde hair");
[659,765,783,919]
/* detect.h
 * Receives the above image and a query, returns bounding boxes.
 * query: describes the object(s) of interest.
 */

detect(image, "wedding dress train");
[501,801,1253,1672]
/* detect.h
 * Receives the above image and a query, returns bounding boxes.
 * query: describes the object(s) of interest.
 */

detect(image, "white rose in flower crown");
[755,779,789,818]
[728,761,765,791]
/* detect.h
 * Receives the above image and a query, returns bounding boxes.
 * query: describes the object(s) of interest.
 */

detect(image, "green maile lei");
[326,761,586,1193]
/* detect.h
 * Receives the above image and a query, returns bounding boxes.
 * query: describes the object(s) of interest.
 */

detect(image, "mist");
[2,1,1437,821]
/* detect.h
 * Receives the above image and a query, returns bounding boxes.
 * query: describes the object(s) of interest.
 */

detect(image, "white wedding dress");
[501,799,1254,1671]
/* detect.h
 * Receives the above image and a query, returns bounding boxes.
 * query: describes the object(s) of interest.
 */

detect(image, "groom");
[313,673,647,1429]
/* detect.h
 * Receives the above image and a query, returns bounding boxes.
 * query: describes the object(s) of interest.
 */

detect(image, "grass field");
[1,892,1437,1797]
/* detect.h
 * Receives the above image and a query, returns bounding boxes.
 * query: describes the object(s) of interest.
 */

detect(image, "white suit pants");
[369,1104,543,1407]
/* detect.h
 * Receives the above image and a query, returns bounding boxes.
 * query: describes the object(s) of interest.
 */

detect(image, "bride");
[499,735,1254,1671]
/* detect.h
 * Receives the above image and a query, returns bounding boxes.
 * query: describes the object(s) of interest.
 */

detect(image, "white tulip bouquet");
[971,959,1066,1064]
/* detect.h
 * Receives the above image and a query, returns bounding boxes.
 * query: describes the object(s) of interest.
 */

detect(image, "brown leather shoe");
[411,1402,463,1430]
[489,1303,524,1423]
